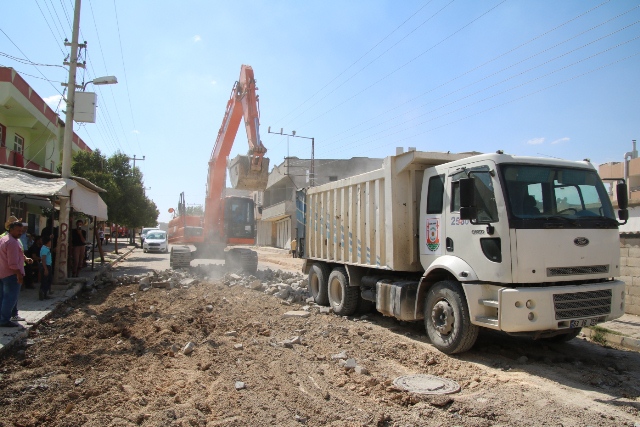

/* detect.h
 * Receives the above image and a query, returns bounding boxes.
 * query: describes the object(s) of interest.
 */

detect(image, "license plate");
[569,318,599,328]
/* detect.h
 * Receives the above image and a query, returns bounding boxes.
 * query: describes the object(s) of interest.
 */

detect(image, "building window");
[329,176,338,182]
[0,122,5,147]
[14,134,24,154]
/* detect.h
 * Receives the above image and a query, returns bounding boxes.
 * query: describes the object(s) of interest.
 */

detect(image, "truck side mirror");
[459,178,477,221]
[619,209,629,223]
[617,183,628,210]
[459,178,475,207]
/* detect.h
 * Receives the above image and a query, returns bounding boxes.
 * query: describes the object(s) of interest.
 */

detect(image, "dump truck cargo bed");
[303,151,473,272]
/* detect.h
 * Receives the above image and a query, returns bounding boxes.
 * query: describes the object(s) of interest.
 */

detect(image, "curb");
[582,328,640,352]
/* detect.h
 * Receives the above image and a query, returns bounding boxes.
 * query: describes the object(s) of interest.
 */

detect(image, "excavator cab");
[228,154,270,191]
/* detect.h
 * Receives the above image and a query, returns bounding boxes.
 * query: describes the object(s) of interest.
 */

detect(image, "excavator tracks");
[225,248,258,275]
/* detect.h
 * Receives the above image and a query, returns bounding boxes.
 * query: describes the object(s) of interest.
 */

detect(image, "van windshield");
[146,232,166,240]
[500,164,616,225]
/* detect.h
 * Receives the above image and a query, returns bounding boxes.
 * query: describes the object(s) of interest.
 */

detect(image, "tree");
[186,205,204,216]
[71,149,159,231]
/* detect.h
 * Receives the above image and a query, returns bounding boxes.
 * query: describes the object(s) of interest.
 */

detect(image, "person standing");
[290,238,297,258]
[1,216,32,323]
[26,235,43,287]
[0,221,26,327]
[39,237,53,300]
[71,220,87,277]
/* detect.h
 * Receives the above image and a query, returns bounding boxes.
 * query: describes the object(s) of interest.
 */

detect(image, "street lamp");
[267,127,315,186]
[81,75,118,91]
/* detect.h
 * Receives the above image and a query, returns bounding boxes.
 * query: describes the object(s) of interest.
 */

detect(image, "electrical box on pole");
[74,92,97,123]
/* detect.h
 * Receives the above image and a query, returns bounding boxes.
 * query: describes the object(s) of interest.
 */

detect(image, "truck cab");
[419,153,627,351]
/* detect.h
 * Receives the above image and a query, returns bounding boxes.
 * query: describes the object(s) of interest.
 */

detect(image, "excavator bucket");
[228,154,270,190]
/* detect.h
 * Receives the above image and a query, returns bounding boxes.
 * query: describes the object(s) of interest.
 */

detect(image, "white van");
[140,227,159,244]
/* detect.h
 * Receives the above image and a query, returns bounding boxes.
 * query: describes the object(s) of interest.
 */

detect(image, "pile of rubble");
[86,264,310,305]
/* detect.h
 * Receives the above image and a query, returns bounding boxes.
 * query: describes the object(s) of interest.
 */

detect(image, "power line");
[321,0,621,145]
[0,28,64,96]
[113,0,143,154]
[275,0,439,124]
[34,0,66,55]
[321,14,640,151]
[318,44,640,158]
[291,0,508,129]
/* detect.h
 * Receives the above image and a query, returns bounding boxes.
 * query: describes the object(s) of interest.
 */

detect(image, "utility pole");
[267,127,315,187]
[55,0,84,284]
[131,155,145,171]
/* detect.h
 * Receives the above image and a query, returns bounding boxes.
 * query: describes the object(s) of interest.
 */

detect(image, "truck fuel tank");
[375,279,420,321]
[228,154,270,191]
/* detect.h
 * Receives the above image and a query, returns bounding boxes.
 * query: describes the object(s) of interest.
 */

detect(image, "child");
[39,236,53,300]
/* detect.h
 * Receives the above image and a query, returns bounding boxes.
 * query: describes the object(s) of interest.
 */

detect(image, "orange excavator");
[168,65,269,272]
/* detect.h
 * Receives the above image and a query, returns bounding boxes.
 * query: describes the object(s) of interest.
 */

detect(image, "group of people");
[0,216,53,327]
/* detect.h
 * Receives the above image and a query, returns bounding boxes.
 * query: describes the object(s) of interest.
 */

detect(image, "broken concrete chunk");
[183,342,195,355]
[235,381,246,390]
[233,344,244,350]
[355,366,369,375]
[283,311,311,318]
[331,351,348,360]
[344,358,357,370]
[225,331,238,337]
[319,307,333,315]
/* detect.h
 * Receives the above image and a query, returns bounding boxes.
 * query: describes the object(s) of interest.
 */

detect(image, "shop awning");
[0,167,108,220]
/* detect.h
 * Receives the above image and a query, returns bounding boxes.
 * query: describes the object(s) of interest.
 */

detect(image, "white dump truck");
[298,150,629,354]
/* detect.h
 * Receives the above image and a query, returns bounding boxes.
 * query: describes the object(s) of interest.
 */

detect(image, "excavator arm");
[204,64,269,242]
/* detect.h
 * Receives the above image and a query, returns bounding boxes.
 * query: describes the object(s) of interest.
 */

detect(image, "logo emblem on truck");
[574,237,589,247]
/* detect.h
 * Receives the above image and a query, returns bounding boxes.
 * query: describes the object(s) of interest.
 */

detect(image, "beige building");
[255,156,383,249]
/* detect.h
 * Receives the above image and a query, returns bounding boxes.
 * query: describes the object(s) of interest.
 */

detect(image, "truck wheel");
[543,328,582,342]
[308,263,330,306]
[424,280,479,354]
[328,267,359,316]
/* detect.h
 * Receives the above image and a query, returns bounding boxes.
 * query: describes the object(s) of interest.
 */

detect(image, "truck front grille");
[547,265,608,277]
[553,289,611,320]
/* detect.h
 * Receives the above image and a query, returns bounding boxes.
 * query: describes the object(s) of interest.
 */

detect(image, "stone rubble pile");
[86,264,310,307]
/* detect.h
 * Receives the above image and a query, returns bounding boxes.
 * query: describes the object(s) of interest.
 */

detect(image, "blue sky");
[2,0,639,223]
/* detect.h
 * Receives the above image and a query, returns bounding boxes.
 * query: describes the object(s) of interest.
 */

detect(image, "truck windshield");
[501,164,616,223]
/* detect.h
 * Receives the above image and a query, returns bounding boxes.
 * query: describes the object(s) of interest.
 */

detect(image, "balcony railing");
[0,146,51,172]
[261,200,294,221]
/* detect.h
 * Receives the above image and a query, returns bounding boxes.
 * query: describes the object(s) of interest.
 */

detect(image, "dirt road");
[0,247,638,426]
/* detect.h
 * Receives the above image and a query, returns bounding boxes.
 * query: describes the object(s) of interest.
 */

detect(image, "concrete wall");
[619,235,640,316]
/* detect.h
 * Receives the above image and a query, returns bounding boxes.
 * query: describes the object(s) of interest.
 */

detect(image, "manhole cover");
[392,374,460,395]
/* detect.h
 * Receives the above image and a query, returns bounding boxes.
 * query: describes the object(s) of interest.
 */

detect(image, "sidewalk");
[0,241,137,354]
[583,313,640,351]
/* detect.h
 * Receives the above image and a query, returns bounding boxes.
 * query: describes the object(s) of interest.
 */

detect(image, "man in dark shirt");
[25,236,42,288]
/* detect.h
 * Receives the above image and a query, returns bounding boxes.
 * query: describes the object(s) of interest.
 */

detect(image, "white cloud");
[211,80,217,86]
[526,137,545,145]
[551,137,570,145]
[44,94,64,109]
[193,35,202,42]
[132,130,140,134]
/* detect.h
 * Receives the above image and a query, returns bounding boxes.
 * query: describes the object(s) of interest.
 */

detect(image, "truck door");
[444,162,511,281]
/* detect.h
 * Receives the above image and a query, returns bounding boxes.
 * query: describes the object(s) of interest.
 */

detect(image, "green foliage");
[186,205,204,216]
[71,150,159,228]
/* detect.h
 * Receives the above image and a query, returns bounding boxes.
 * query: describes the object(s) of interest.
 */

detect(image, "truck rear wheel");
[328,267,359,316]
[309,263,330,306]
[424,280,479,354]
